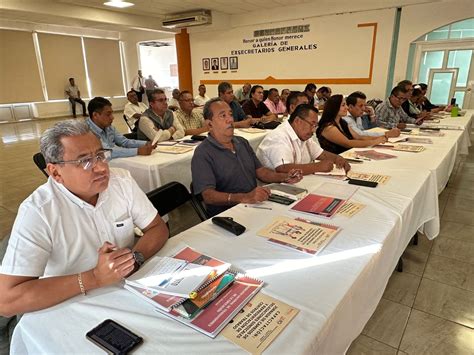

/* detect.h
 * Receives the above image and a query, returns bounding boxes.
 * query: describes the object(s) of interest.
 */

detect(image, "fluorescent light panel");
[104,1,134,8]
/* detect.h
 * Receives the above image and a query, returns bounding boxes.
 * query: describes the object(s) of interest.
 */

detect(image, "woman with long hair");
[316,95,387,154]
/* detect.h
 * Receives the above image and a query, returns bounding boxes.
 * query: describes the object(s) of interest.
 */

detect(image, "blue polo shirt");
[191,134,262,216]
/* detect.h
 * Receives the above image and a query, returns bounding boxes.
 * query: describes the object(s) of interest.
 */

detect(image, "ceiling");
[0,0,442,33]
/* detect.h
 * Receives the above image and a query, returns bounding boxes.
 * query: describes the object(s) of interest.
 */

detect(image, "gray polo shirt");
[191,134,262,216]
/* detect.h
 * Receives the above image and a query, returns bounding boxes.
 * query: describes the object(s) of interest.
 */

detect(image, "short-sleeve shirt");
[242,100,270,118]
[256,120,324,169]
[174,108,204,130]
[1,168,157,277]
[191,134,262,216]
[229,100,247,121]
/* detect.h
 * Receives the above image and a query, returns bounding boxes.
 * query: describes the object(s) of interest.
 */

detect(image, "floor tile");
[431,237,474,264]
[347,334,397,355]
[413,278,474,328]
[401,248,429,276]
[445,194,474,212]
[424,254,474,292]
[442,207,474,226]
[438,222,474,243]
[399,309,474,355]
[406,234,433,254]
[382,272,421,307]
[362,299,411,348]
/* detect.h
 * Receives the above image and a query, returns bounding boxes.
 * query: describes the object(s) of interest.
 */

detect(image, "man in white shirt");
[138,89,184,142]
[234,83,251,103]
[256,104,350,175]
[130,70,146,102]
[194,84,210,107]
[124,91,148,131]
[0,120,168,317]
[343,91,400,138]
[65,77,87,118]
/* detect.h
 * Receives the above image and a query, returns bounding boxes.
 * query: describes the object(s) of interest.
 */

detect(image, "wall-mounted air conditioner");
[162,10,211,29]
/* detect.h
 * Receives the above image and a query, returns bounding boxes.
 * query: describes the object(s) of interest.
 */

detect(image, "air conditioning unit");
[162,10,211,29]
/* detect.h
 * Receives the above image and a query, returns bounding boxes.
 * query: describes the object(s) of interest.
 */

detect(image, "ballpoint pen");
[244,205,272,210]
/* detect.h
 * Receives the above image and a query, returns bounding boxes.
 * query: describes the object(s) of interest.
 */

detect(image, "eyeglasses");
[298,117,317,129]
[394,96,407,102]
[154,98,168,103]
[51,149,112,170]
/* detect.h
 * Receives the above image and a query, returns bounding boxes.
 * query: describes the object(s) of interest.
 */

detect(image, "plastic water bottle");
[451,104,459,117]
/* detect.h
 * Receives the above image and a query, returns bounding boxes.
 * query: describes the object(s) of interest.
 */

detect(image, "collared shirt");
[169,98,179,108]
[1,168,157,277]
[85,118,147,159]
[174,108,204,130]
[376,98,415,129]
[242,99,270,118]
[65,85,79,98]
[234,87,250,102]
[124,101,148,128]
[138,108,185,142]
[131,75,145,91]
[144,78,158,90]
[342,113,383,137]
[263,98,286,114]
[229,100,247,121]
[191,134,262,216]
[256,120,324,169]
[194,94,210,106]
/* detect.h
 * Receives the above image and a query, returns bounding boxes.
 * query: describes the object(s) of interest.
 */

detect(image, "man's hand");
[92,242,135,288]
[168,126,177,136]
[137,142,153,155]
[397,123,407,129]
[334,156,350,172]
[284,169,303,184]
[386,128,401,138]
[242,187,271,203]
[415,116,424,125]
[314,160,334,172]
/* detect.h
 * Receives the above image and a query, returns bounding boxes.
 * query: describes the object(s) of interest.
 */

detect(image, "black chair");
[123,132,138,139]
[123,114,134,132]
[147,182,208,224]
[33,152,48,178]
[190,182,211,220]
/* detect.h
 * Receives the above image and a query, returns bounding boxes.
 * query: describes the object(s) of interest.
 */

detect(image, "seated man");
[314,86,331,108]
[343,91,400,138]
[123,90,148,131]
[138,89,185,142]
[418,83,445,113]
[0,120,168,316]
[264,88,286,115]
[234,83,251,103]
[376,86,422,129]
[398,80,429,121]
[257,104,350,175]
[286,91,309,115]
[86,97,153,158]
[168,89,180,111]
[280,88,290,107]
[191,98,302,217]
[194,84,210,107]
[242,85,278,123]
[303,83,317,107]
[218,81,258,128]
[175,90,209,136]
[65,77,87,118]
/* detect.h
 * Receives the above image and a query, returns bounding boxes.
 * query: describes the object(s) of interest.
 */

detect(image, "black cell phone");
[212,216,246,236]
[348,179,378,188]
[86,319,143,354]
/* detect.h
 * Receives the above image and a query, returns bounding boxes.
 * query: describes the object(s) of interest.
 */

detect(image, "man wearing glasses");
[256,104,350,175]
[174,90,209,136]
[138,89,184,142]
[376,86,423,129]
[0,120,169,316]
[86,96,153,159]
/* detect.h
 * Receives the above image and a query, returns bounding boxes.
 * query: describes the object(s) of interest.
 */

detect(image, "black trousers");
[133,89,143,102]
[69,97,87,116]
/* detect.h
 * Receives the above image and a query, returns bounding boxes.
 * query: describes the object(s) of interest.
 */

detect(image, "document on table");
[347,171,391,185]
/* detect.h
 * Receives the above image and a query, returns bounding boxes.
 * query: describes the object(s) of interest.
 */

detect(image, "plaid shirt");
[375,98,415,128]
[174,108,204,130]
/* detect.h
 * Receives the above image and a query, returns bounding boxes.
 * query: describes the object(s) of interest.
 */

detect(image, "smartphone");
[348,179,378,188]
[86,319,143,354]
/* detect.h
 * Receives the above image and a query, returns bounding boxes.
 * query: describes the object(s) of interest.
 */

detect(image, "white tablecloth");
[109,130,268,193]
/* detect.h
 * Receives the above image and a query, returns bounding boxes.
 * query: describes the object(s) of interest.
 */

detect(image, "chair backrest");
[190,182,211,220]
[147,182,207,221]
[33,152,49,178]
[123,114,134,131]
[123,132,138,140]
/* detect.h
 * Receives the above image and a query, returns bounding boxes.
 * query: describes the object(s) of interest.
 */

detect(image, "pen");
[244,205,272,210]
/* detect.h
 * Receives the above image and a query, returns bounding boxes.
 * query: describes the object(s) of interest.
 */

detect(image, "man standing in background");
[131,70,146,102]
[65,78,87,118]
[144,75,159,101]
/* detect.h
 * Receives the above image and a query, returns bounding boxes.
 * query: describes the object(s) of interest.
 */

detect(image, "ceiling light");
[104,1,135,8]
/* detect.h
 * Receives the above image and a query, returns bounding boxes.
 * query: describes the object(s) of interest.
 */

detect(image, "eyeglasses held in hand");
[51,149,112,170]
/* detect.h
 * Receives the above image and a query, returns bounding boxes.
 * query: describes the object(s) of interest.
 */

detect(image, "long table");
[109,129,268,193]
[10,111,472,354]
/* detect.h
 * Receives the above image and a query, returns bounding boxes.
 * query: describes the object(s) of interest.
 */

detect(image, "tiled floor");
[0,116,473,354]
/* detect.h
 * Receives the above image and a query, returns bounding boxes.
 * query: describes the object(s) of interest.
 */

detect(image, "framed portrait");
[202,58,210,71]
[229,56,238,70]
[220,57,228,70]
[211,57,219,71]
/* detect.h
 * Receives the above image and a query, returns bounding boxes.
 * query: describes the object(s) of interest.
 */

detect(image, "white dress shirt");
[256,120,324,169]
[194,94,210,107]
[124,101,148,128]
[1,168,157,277]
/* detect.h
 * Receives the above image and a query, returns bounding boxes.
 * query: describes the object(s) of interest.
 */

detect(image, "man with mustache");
[0,120,168,316]
[191,98,303,217]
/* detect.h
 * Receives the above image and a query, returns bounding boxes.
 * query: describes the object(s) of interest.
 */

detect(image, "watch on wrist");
[132,251,145,269]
